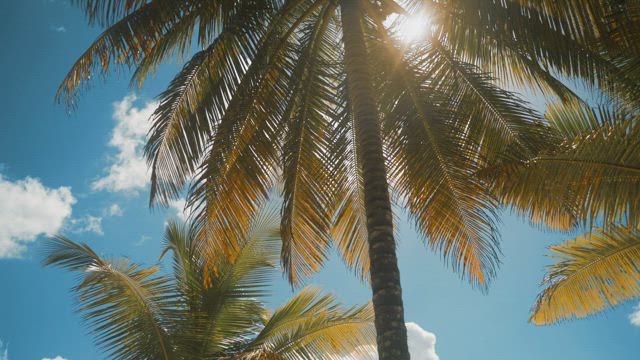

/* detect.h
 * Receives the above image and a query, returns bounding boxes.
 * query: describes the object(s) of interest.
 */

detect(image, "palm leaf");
[280,3,339,285]
[58,1,195,106]
[245,286,375,359]
[531,225,640,325]
[43,236,179,360]
[491,101,640,230]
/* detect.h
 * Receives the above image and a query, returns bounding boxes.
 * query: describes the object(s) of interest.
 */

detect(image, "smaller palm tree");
[43,211,375,359]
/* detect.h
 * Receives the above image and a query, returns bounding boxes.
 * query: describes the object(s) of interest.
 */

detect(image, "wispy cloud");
[67,215,103,236]
[42,356,68,360]
[105,204,124,217]
[51,25,66,33]
[92,95,157,194]
[0,175,75,259]
[133,235,151,247]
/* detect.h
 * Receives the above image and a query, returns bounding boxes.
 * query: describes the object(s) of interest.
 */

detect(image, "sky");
[0,1,639,359]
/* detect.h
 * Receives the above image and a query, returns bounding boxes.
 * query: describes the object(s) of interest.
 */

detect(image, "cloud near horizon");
[42,356,68,360]
[343,322,439,360]
[91,95,157,194]
[0,175,75,258]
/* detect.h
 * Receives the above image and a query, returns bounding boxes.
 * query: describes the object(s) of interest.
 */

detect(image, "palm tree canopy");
[58,0,635,289]
[43,211,375,359]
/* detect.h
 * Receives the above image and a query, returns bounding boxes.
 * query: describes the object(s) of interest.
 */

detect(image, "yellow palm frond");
[492,101,640,231]
[531,225,640,325]
[246,286,375,359]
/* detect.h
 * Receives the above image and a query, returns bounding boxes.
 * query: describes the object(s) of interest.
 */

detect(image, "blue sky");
[0,1,639,359]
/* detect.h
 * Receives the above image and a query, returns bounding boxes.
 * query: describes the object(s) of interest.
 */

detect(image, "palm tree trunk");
[340,1,410,359]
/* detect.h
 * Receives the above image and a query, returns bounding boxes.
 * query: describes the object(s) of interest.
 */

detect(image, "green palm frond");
[46,210,375,359]
[167,210,280,356]
[531,224,640,325]
[43,236,179,360]
[245,286,375,359]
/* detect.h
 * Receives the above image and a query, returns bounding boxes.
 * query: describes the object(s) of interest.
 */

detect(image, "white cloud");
[51,25,66,32]
[106,204,123,217]
[342,322,439,360]
[0,175,75,259]
[134,235,151,247]
[91,95,157,194]
[67,215,103,236]
[169,199,188,221]
[0,340,8,360]
[42,356,68,360]
[629,303,640,326]
[406,322,439,360]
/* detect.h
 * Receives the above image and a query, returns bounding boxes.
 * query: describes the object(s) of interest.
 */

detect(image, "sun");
[385,10,432,44]
[399,13,430,42]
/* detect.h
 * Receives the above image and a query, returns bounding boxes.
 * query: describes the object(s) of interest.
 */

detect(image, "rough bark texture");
[340,1,410,359]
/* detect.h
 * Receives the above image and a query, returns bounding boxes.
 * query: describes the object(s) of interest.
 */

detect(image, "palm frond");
[176,210,280,356]
[72,0,151,26]
[43,236,179,360]
[491,101,640,230]
[280,3,340,286]
[531,224,640,325]
[245,286,375,359]
[58,1,195,106]
[184,0,325,262]
[368,19,502,287]
[330,93,370,281]
[428,0,640,109]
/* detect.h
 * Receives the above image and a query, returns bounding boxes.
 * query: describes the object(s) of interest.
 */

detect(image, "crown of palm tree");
[58,0,638,286]
[43,210,375,359]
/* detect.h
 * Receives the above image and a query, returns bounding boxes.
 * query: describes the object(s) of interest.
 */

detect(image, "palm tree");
[58,1,640,357]
[489,101,640,325]
[43,212,375,359]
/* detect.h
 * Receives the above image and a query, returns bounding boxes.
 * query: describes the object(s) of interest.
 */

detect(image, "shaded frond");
[58,1,195,106]
[280,3,339,285]
[491,101,640,230]
[369,19,502,287]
